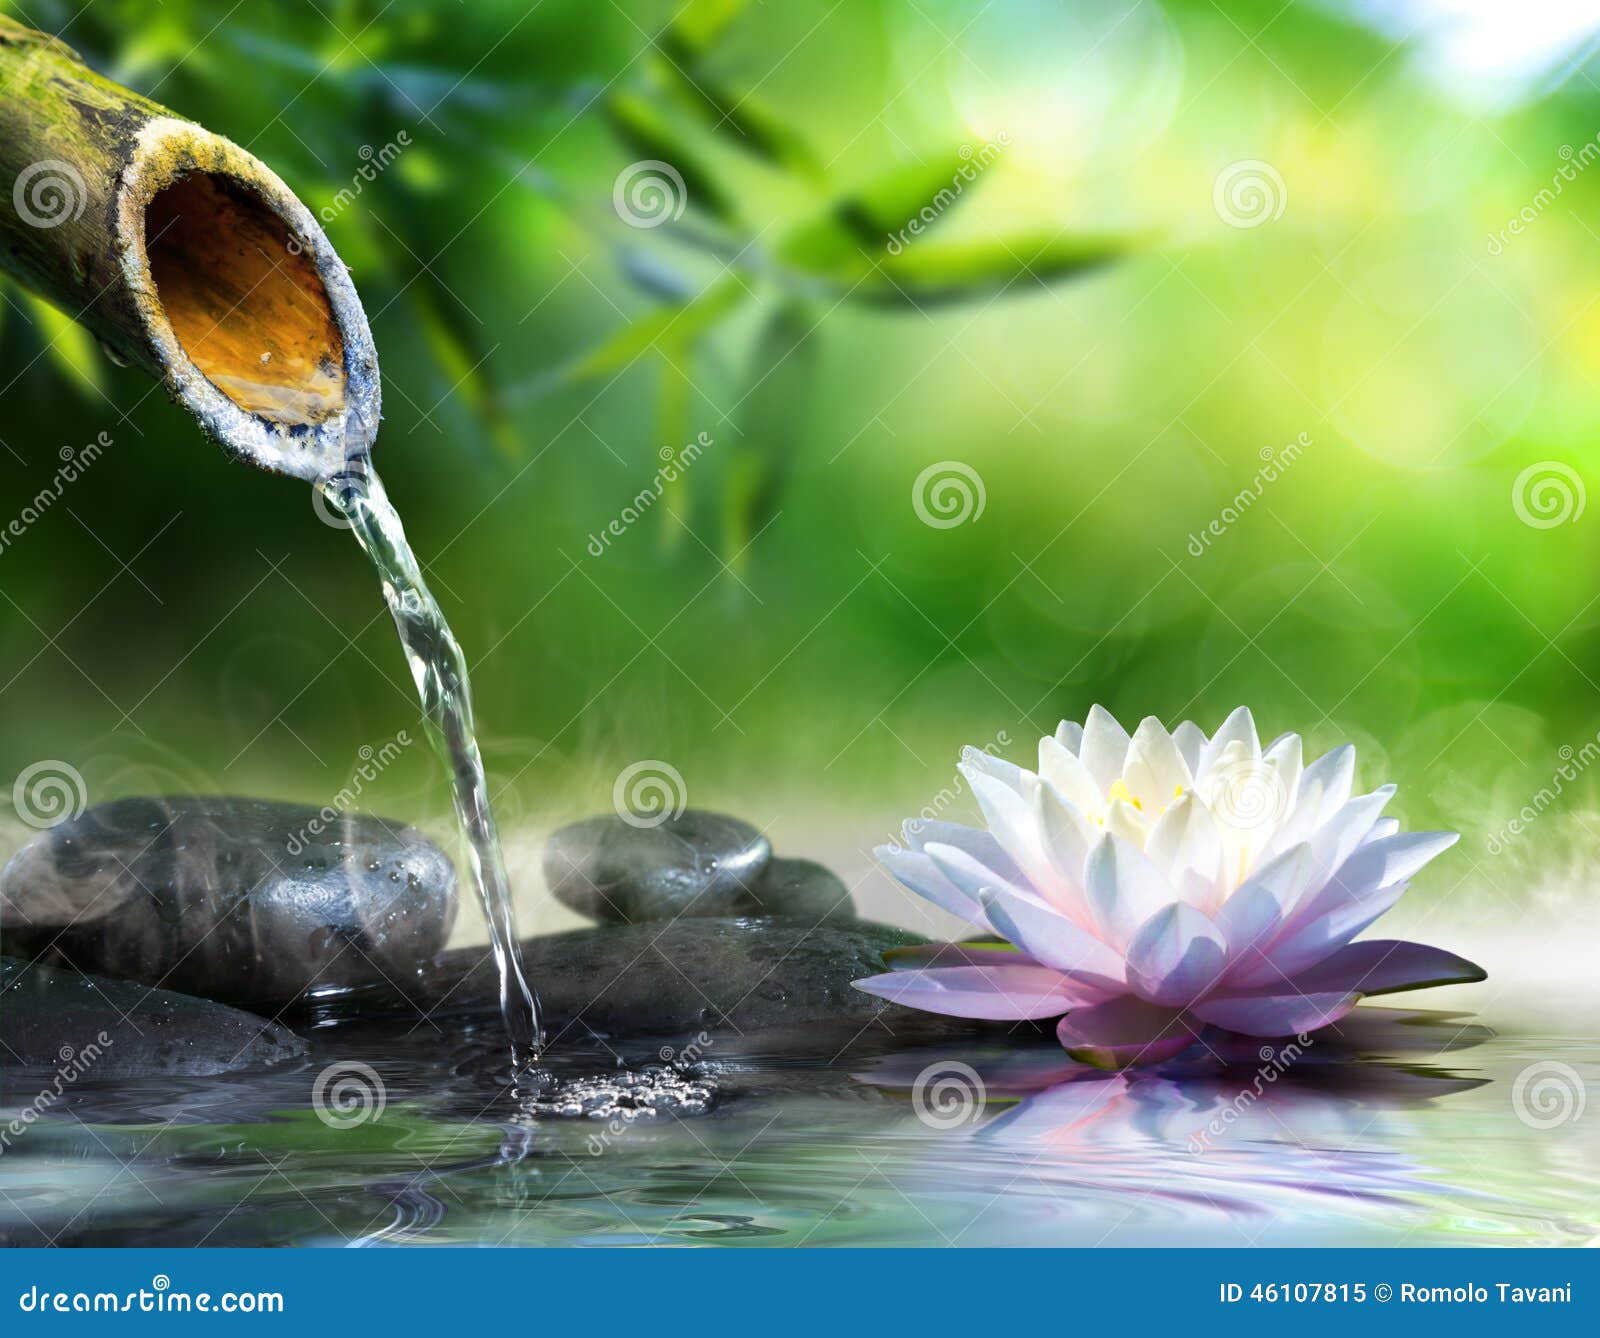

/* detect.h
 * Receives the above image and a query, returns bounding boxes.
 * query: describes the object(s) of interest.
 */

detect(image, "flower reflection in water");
[855,1007,1496,1235]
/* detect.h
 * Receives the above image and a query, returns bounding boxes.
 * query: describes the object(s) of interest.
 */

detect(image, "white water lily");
[854,706,1485,1066]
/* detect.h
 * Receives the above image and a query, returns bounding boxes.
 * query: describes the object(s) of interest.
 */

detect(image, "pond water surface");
[1,1005,1594,1247]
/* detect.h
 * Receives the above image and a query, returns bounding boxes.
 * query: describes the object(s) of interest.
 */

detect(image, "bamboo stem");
[0,17,379,480]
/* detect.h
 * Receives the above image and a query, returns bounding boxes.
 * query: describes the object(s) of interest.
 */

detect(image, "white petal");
[1037,735,1102,813]
[1124,902,1228,1006]
[962,768,1059,894]
[1226,831,1456,989]
[1281,744,1356,843]
[1361,817,1400,846]
[1230,880,1411,988]
[1198,706,1260,777]
[1104,798,1150,848]
[960,745,1029,797]
[1305,785,1395,878]
[876,844,988,930]
[1084,832,1177,949]
[922,842,1039,915]
[1035,783,1094,912]
[1215,843,1320,964]
[1122,716,1193,810]
[1144,792,1222,894]
[1055,719,1084,753]
[1172,720,1207,775]
[1263,732,1303,801]
[903,820,1025,886]
[980,887,1126,995]
[1333,830,1459,895]
[1078,704,1131,792]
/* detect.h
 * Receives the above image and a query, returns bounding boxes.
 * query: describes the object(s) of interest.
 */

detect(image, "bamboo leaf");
[722,300,815,568]
[401,261,519,461]
[566,275,746,383]
[21,292,104,399]
[653,50,823,181]
[856,232,1135,307]
[656,352,694,551]
[602,91,738,224]
[774,149,993,278]
[833,149,981,244]
[667,0,751,54]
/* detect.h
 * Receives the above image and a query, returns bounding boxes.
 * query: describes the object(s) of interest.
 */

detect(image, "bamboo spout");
[0,18,379,480]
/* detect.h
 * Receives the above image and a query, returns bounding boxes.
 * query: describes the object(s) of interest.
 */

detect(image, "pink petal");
[1189,989,1360,1036]
[1084,832,1178,948]
[1124,902,1228,1006]
[1055,994,1197,1067]
[876,843,987,930]
[1214,843,1318,959]
[904,820,1026,887]
[852,964,1097,1020]
[1230,879,1412,991]
[1282,939,1485,996]
[980,885,1126,997]
[1225,831,1457,988]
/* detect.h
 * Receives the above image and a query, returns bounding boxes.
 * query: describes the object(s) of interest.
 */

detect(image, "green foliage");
[0,0,1593,866]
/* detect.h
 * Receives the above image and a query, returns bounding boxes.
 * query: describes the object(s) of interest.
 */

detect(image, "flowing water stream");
[325,459,541,1059]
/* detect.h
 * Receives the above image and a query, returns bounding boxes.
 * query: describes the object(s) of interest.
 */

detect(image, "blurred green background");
[0,0,1596,921]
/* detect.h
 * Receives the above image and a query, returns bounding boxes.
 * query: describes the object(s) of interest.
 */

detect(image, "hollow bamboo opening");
[144,173,346,427]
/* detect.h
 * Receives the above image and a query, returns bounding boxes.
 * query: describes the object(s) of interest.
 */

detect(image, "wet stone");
[0,796,457,1012]
[310,916,975,1041]
[751,857,856,921]
[544,811,771,923]
[0,956,306,1076]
